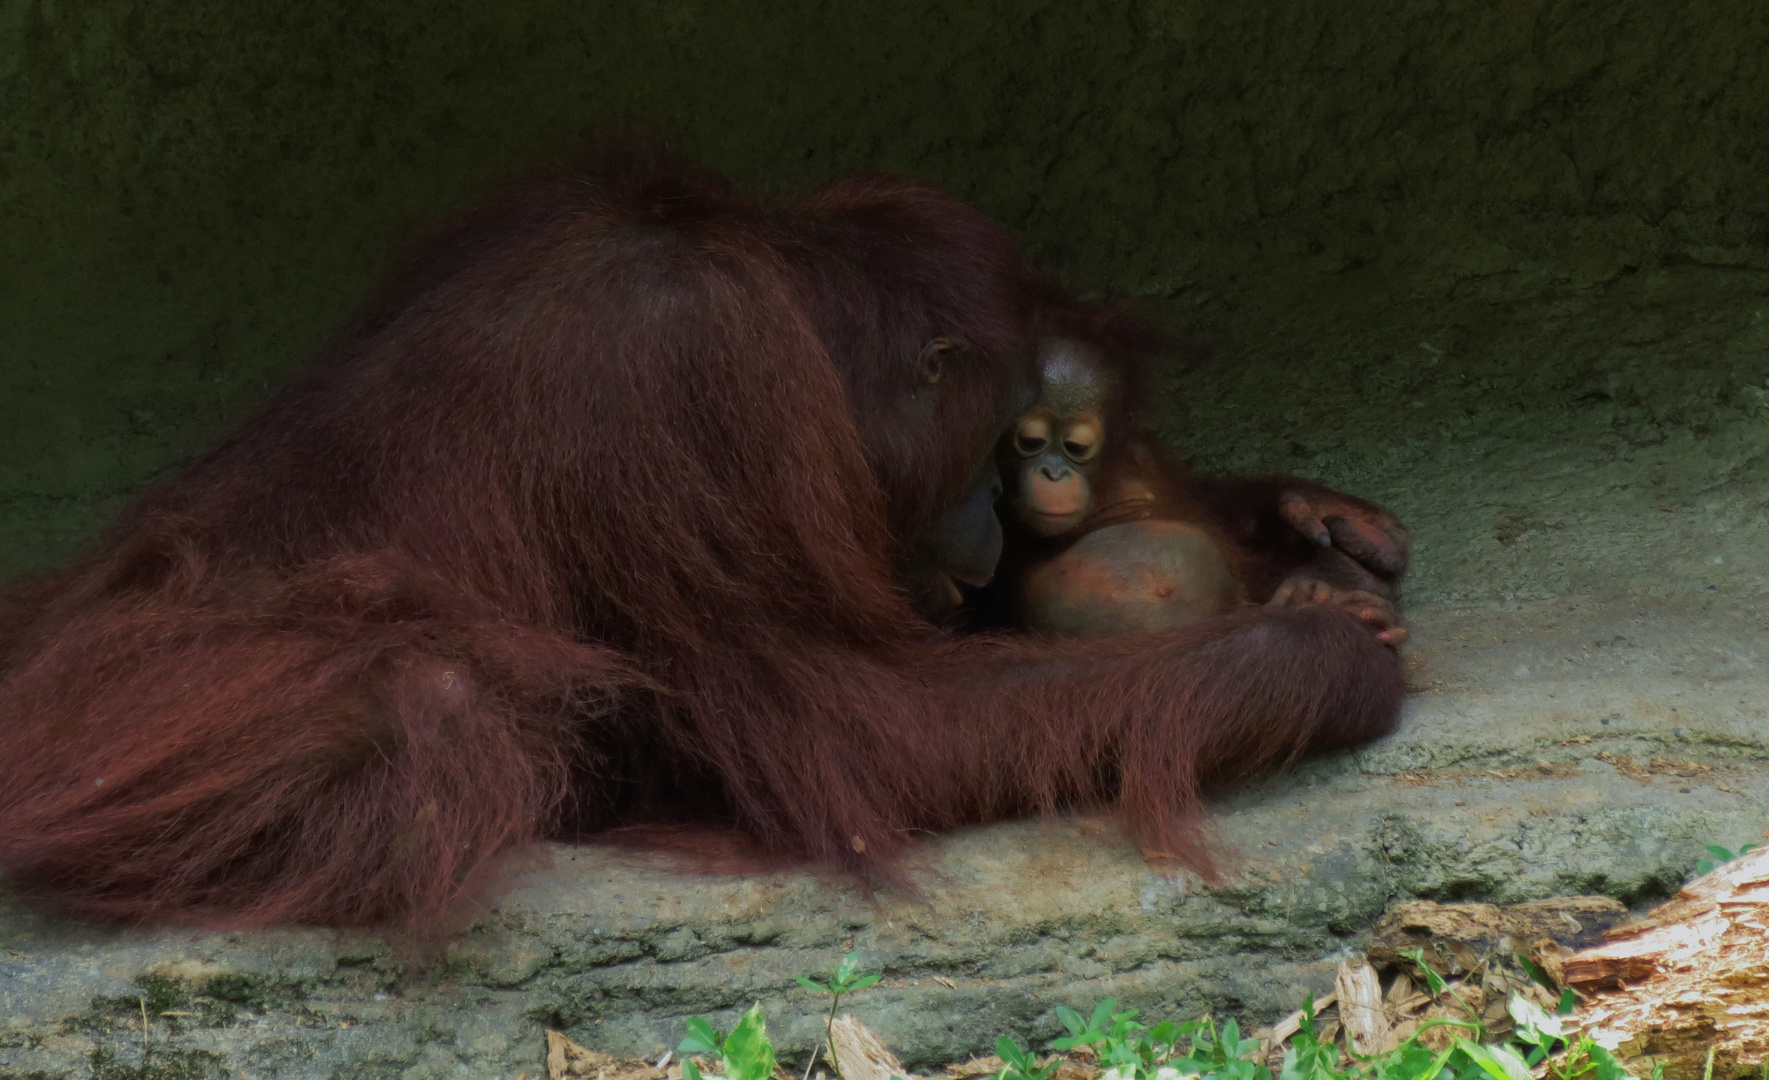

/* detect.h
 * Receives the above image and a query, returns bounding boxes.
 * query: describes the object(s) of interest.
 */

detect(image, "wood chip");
[936,1057,1003,1080]
[1255,990,1337,1047]
[1384,970,1416,1007]
[1335,958,1392,1055]
[548,1031,602,1080]
[1645,757,1710,777]
[546,1031,669,1080]
[830,1015,912,1080]
[1594,751,1653,783]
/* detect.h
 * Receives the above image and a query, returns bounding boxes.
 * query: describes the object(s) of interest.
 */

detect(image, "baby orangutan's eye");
[1062,419,1101,462]
[1013,417,1051,457]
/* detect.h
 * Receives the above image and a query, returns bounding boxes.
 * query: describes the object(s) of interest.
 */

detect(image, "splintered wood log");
[1365,896,1626,974]
[830,1015,914,1080]
[1564,841,1769,1077]
[1335,959,1392,1055]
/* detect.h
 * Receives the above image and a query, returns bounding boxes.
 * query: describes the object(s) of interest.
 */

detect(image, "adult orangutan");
[0,150,1407,931]
[987,320,1410,640]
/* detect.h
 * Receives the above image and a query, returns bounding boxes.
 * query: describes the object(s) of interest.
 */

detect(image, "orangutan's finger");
[1326,515,1409,576]
[1278,493,1333,547]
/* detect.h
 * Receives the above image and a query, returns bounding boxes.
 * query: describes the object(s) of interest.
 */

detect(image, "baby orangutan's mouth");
[1025,508,1087,537]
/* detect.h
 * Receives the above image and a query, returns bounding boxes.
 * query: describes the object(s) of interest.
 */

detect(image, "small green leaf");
[682,1059,704,1080]
[1413,1044,1457,1080]
[1055,1006,1086,1037]
[849,974,882,992]
[1454,1039,1532,1080]
[1513,953,1554,991]
[721,1004,775,1080]
[1507,993,1564,1043]
[1390,1041,1445,1080]
[679,1016,723,1056]
[796,976,830,995]
[1108,1008,1143,1039]
[996,1037,1025,1068]
[1704,845,1737,862]
[835,951,862,983]
[1401,949,1450,995]
[1558,988,1577,1016]
[1586,1043,1629,1080]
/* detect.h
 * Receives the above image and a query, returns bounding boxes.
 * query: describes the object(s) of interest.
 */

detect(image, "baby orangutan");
[988,335,1409,643]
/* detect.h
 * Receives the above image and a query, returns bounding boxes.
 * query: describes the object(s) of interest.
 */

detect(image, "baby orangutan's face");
[1002,338,1111,538]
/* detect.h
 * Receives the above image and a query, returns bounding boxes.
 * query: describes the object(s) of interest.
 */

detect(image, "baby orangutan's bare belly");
[1021,520,1242,636]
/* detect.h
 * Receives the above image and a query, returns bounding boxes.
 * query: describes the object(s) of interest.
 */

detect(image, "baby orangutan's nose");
[1039,462,1072,482]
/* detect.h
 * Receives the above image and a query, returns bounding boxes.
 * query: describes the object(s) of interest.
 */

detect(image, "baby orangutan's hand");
[1277,489,1411,587]
[1269,574,1408,647]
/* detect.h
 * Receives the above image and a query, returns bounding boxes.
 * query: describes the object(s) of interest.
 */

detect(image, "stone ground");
[4,265,1768,1079]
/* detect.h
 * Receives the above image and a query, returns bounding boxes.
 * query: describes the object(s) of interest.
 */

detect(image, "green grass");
[673,953,1650,1080]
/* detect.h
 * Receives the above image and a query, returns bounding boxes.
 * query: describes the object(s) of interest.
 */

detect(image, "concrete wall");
[4,0,1768,580]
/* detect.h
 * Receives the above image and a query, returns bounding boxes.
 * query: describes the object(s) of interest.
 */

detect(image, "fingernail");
[1315,532,1332,546]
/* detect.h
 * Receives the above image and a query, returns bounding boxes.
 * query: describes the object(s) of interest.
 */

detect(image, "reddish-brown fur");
[0,153,1404,931]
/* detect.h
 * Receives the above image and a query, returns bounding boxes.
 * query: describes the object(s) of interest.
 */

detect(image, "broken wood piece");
[545,1031,675,1080]
[1255,990,1337,1047]
[933,1056,1001,1080]
[548,1031,614,1080]
[830,1014,913,1080]
[1384,970,1416,1007]
[1335,958,1393,1055]
[1366,896,1625,972]
[1564,843,1769,1076]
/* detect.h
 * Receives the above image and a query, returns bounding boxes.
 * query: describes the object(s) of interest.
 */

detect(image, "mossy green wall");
[4,0,1768,580]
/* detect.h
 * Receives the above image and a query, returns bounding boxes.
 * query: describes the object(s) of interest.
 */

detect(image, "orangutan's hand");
[1277,489,1411,586]
[1269,574,1408,647]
